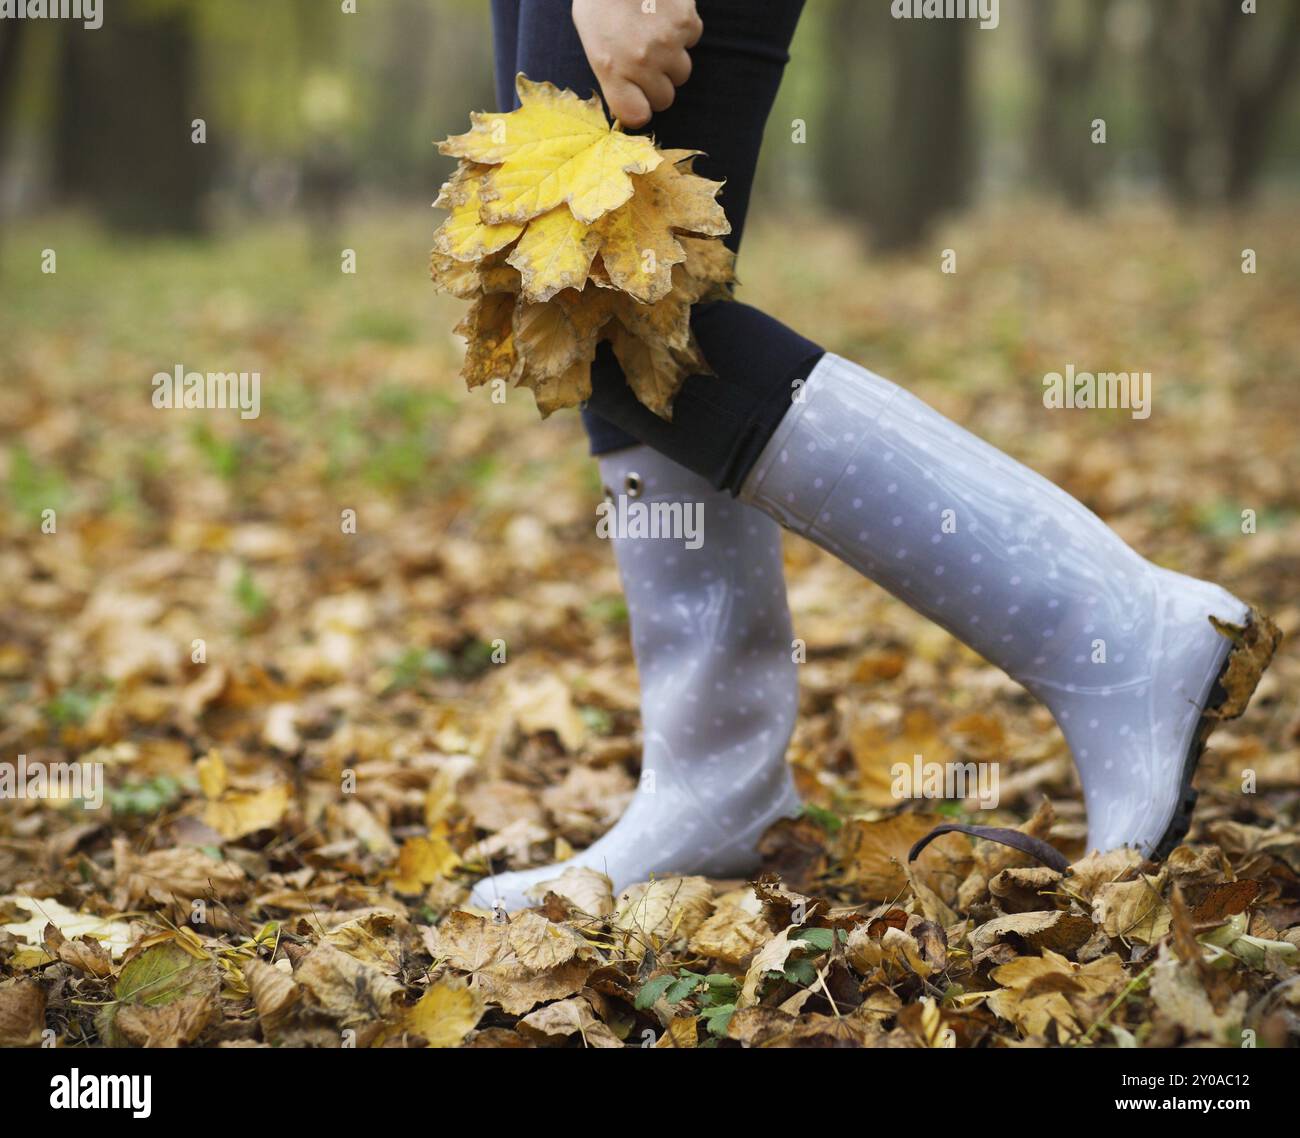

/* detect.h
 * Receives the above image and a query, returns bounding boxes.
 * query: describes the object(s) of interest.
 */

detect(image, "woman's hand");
[572,0,702,128]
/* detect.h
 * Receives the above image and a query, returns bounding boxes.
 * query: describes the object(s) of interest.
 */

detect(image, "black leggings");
[489,0,823,494]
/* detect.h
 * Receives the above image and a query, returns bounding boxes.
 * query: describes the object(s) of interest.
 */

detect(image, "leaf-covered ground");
[1,202,1297,1048]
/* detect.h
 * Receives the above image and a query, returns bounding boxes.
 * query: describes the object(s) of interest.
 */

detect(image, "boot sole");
[1150,607,1282,860]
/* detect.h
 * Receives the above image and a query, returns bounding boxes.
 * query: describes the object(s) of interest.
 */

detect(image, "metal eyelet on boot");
[602,485,615,503]
[624,472,643,498]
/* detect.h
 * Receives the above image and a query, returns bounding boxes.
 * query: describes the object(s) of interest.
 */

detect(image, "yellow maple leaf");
[377,977,484,1048]
[677,236,736,302]
[389,834,462,895]
[432,164,525,262]
[440,75,662,225]
[612,289,692,354]
[203,782,291,842]
[434,79,739,420]
[506,205,601,302]
[649,150,731,236]
[592,154,728,302]
[430,251,483,299]
[595,190,686,304]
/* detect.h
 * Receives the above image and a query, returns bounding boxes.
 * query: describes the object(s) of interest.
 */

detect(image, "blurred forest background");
[1,0,1299,244]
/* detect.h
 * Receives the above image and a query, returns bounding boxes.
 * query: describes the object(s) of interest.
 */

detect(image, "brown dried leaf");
[51,930,115,978]
[517,994,622,1047]
[506,910,590,971]
[969,910,1095,962]
[611,876,715,962]
[243,958,300,1041]
[112,841,246,909]
[293,941,404,1034]
[525,866,616,917]
[432,911,593,1016]
[835,813,965,901]
[606,319,690,420]
[1206,610,1282,719]
[1149,943,1247,1042]
[455,292,518,391]
[1065,847,1145,903]
[1093,876,1172,944]
[689,895,771,966]
[986,949,1128,1041]
[117,993,216,1048]
[0,981,45,1047]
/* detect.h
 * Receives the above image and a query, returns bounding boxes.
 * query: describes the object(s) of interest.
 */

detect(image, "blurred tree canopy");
[0,0,1298,244]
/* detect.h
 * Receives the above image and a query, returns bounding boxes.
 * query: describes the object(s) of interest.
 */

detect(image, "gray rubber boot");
[740,353,1253,857]
[469,446,801,912]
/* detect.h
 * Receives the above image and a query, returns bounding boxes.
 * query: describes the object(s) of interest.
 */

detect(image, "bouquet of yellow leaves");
[431,75,735,418]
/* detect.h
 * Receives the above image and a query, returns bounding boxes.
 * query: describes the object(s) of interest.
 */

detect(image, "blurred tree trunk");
[817,0,884,220]
[880,15,972,250]
[52,25,92,197]
[1223,2,1300,201]
[1029,0,1111,209]
[54,4,212,233]
[0,20,24,171]
[368,0,435,192]
[1147,0,1300,206]
[818,1,973,251]
[1146,0,1232,205]
[0,21,23,254]
[297,1,353,261]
